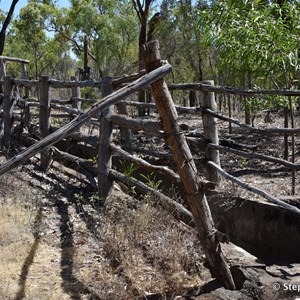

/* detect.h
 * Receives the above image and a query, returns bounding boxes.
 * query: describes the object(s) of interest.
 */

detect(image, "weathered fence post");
[0,61,6,79]
[143,40,236,290]
[71,76,81,113]
[288,96,296,195]
[3,76,14,147]
[39,75,51,171]
[201,81,221,185]
[98,77,114,200]
[227,94,232,134]
[115,100,132,151]
[21,63,27,79]
[283,106,289,161]
[189,89,197,107]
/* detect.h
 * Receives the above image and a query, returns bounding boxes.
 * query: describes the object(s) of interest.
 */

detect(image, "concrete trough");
[208,196,300,264]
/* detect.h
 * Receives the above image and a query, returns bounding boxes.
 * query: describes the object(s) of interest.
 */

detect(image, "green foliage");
[140,172,162,190]
[57,0,139,77]
[6,0,76,79]
[120,159,139,179]
[199,0,300,89]
[156,0,209,82]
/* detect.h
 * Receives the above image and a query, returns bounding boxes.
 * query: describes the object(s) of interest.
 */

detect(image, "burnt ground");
[0,109,300,299]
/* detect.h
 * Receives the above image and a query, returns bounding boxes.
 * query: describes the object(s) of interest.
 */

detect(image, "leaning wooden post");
[3,76,14,148]
[143,40,236,290]
[201,80,221,185]
[98,77,114,201]
[39,76,51,171]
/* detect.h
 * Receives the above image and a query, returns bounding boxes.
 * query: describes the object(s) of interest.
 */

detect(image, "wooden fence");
[1,40,300,288]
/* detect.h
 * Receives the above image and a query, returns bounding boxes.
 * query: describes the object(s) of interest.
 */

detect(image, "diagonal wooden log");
[142,40,236,290]
[109,169,194,227]
[0,63,172,176]
[206,160,300,215]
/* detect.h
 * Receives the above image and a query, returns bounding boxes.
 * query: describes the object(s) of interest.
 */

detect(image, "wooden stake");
[142,40,236,290]
[71,76,81,114]
[3,76,14,148]
[115,100,133,151]
[39,75,51,171]
[200,80,221,185]
[288,96,296,195]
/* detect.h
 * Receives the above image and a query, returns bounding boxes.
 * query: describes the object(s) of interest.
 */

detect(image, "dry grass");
[0,163,208,299]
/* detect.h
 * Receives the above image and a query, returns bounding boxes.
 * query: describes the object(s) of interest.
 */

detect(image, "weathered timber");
[208,143,300,170]
[109,114,163,135]
[227,94,232,133]
[51,113,71,118]
[0,61,5,79]
[109,169,194,226]
[52,148,97,188]
[111,143,179,180]
[19,133,97,187]
[130,146,173,159]
[120,100,202,114]
[3,76,14,147]
[143,40,236,290]
[59,130,98,147]
[51,104,80,115]
[168,82,300,97]
[112,70,146,87]
[289,96,296,195]
[21,63,27,79]
[0,55,29,64]
[200,80,220,184]
[50,79,101,89]
[70,96,97,103]
[204,107,300,135]
[0,63,172,177]
[71,76,81,115]
[206,160,300,215]
[14,79,39,87]
[111,143,216,191]
[39,76,51,170]
[51,98,72,104]
[115,99,133,150]
[98,77,114,199]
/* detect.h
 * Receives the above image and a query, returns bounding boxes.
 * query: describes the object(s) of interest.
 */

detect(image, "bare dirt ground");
[1,109,300,299]
[0,156,209,299]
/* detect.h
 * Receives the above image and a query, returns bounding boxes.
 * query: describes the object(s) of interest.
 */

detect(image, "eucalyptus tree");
[12,0,74,79]
[200,0,300,90]
[198,0,300,124]
[49,0,139,78]
[156,0,209,83]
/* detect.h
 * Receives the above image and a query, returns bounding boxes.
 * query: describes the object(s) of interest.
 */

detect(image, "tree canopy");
[0,0,299,90]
